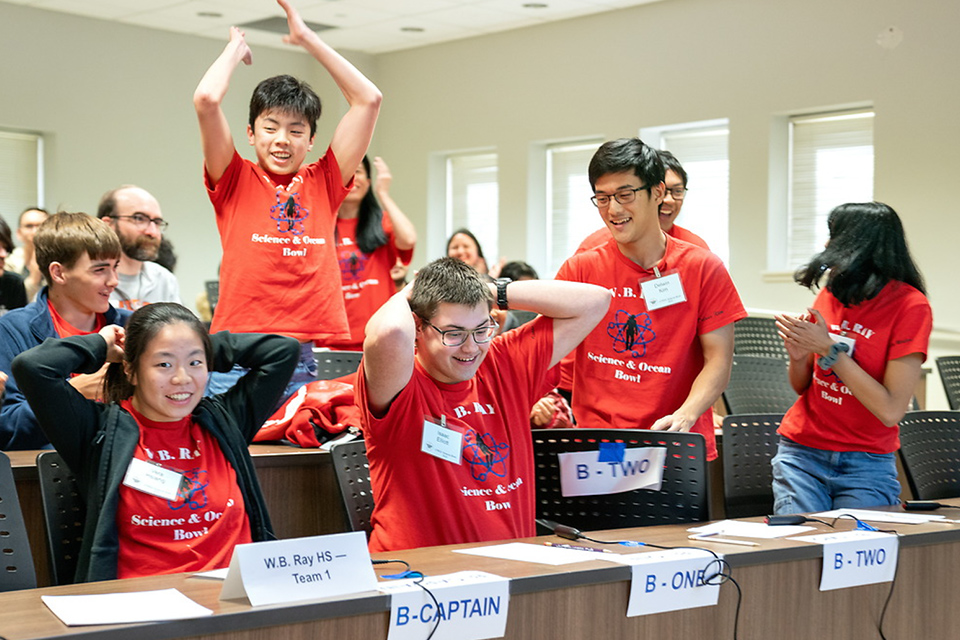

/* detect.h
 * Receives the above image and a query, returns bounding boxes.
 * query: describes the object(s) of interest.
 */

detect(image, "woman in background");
[772,202,931,513]
[13,303,298,581]
[325,156,416,351]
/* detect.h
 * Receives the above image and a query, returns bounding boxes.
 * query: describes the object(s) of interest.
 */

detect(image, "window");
[642,120,730,264]
[787,110,874,268]
[445,152,498,263]
[0,129,43,221]
[545,141,601,275]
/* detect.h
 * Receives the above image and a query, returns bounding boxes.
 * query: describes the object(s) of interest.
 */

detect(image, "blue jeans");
[771,437,900,515]
[205,342,318,412]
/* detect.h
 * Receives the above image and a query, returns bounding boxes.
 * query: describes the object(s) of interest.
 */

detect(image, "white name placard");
[220,532,377,606]
[558,447,665,497]
[640,272,687,311]
[793,530,898,591]
[379,571,509,640]
[612,548,721,617]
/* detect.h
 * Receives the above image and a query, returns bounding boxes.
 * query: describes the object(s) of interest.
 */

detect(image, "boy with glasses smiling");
[357,257,609,551]
[556,138,744,461]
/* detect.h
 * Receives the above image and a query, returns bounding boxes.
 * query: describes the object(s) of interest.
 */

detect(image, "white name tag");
[800,530,898,591]
[640,271,686,311]
[828,332,857,356]
[557,448,666,497]
[381,571,510,640]
[614,548,721,616]
[219,532,377,606]
[122,457,184,502]
[422,417,463,464]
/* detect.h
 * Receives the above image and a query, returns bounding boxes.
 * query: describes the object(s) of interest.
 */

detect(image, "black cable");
[876,532,902,640]
[373,559,442,640]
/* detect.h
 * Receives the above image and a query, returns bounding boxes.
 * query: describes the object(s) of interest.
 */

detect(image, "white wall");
[2,0,959,406]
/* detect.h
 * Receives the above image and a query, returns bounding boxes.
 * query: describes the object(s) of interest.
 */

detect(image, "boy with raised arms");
[358,257,609,551]
[194,0,381,397]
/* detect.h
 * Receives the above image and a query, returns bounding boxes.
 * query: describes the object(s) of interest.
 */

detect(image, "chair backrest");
[0,452,37,592]
[721,413,783,518]
[329,439,374,535]
[313,350,363,381]
[723,354,798,415]
[898,411,960,500]
[36,451,85,586]
[936,356,960,411]
[733,316,788,359]
[532,429,709,532]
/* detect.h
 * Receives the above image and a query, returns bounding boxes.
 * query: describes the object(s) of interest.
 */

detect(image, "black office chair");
[898,411,960,500]
[329,439,374,535]
[0,452,37,592]
[722,354,798,415]
[532,429,709,532]
[935,356,960,411]
[733,316,788,359]
[36,451,85,586]
[313,350,363,381]
[721,414,783,518]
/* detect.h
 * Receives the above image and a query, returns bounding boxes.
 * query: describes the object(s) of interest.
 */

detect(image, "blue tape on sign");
[598,442,626,463]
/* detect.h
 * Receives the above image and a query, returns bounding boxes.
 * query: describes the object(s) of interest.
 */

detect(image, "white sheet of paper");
[558,447,666,497]
[609,548,721,616]
[220,531,377,606]
[453,542,619,566]
[786,530,899,591]
[42,589,212,626]
[812,508,945,525]
[687,519,815,538]
[380,571,509,640]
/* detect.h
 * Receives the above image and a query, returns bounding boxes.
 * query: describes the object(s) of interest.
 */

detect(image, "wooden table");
[2,504,960,639]
[7,444,348,588]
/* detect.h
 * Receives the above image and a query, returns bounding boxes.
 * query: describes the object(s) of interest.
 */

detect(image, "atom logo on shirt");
[607,309,656,358]
[339,250,368,281]
[269,193,310,236]
[168,468,209,511]
[462,429,509,482]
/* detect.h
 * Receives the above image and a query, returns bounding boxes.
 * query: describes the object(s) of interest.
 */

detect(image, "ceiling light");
[523,3,548,8]
[197,11,223,18]
[400,26,424,33]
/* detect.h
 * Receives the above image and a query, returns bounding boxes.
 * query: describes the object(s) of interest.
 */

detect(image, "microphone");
[536,519,583,541]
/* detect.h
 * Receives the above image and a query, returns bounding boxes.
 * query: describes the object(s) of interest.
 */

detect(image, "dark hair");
[500,261,538,281]
[35,212,121,284]
[0,216,14,254]
[446,228,485,260]
[354,156,388,254]
[153,237,178,273]
[588,138,664,191]
[103,303,213,404]
[658,150,688,187]
[248,74,321,138]
[794,202,926,306]
[96,186,132,219]
[410,257,493,321]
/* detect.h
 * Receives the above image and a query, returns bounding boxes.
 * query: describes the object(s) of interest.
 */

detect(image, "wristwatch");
[495,278,511,311]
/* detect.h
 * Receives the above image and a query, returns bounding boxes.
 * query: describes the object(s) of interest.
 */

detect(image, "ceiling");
[2,0,663,55]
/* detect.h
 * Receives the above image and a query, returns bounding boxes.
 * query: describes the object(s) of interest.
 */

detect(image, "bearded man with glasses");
[98,185,181,310]
[556,138,744,463]
[358,256,609,551]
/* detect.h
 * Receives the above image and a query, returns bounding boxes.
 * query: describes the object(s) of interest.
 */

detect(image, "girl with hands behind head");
[12,303,299,582]
[771,202,931,515]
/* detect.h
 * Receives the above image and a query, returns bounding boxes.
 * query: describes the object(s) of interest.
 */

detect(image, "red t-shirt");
[555,236,745,460]
[357,317,554,552]
[48,299,106,338]
[205,149,352,341]
[323,213,414,351]
[576,223,709,253]
[778,282,932,454]
[115,402,251,578]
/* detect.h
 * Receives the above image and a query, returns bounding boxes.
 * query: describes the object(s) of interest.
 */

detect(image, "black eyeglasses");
[111,213,169,231]
[665,186,687,200]
[421,319,499,347]
[590,185,652,208]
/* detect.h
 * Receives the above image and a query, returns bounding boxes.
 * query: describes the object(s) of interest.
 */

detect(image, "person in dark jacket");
[12,302,299,582]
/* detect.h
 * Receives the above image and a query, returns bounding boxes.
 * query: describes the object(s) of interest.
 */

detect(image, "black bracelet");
[818,341,850,370]
[495,278,511,311]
